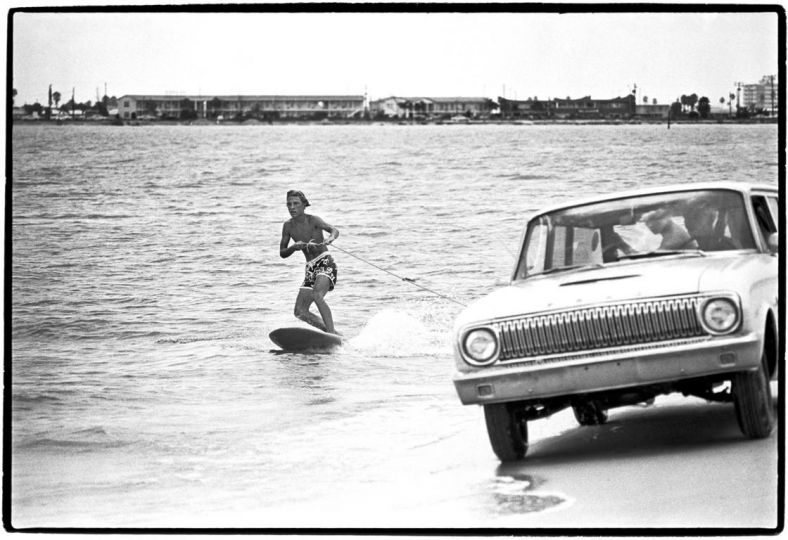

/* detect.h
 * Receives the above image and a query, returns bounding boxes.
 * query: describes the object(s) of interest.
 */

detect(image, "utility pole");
[71,87,75,120]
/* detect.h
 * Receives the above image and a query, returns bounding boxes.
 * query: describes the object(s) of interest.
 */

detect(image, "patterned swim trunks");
[301,252,338,291]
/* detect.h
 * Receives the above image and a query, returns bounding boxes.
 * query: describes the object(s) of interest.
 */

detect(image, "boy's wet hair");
[286,190,310,207]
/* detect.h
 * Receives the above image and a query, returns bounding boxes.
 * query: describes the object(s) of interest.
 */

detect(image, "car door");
[750,191,779,357]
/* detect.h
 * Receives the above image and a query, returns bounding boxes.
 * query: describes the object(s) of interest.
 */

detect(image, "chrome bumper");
[452,334,762,406]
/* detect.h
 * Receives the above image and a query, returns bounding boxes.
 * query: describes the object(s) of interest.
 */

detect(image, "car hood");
[455,253,751,328]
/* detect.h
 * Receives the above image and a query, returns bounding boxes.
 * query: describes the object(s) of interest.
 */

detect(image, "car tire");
[732,347,775,439]
[483,403,529,462]
[572,401,608,426]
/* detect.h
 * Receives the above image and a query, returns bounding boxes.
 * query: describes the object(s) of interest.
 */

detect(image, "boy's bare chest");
[290,219,317,240]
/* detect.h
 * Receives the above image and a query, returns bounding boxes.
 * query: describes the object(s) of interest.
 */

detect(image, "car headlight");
[462,328,498,365]
[701,297,739,334]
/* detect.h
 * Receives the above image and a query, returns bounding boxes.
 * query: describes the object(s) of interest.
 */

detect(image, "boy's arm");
[315,216,339,245]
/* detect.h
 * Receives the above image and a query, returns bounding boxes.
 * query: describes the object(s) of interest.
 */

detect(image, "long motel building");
[498,95,638,119]
[118,94,366,120]
[369,96,498,119]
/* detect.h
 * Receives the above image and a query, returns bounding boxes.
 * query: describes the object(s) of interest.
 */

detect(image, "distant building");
[635,103,670,119]
[742,75,777,114]
[499,95,636,119]
[369,96,497,119]
[497,97,553,119]
[117,94,365,120]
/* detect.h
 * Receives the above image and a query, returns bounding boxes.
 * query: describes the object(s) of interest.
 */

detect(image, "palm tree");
[688,93,698,112]
[52,91,61,109]
[698,96,710,118]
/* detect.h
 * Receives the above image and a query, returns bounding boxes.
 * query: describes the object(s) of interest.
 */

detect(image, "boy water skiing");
[279,190,340,335]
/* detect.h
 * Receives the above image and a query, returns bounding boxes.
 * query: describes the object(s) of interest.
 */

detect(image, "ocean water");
[10,123,779,528]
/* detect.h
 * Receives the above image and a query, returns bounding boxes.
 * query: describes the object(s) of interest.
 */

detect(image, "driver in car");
[683,201,737,251]
[642,208,697,250]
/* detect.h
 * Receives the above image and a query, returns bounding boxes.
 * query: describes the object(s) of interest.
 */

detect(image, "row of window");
[127,100,360,109]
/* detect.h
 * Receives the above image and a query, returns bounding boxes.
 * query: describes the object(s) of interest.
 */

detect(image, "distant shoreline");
[12,117,779,127]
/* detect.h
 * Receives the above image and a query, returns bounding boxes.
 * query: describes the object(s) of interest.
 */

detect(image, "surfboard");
[269,326,343,352]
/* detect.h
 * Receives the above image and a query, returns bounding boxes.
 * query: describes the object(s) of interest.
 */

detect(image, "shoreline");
[12,117,779,127]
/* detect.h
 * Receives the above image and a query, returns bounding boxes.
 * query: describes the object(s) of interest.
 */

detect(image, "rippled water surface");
[11,123,778,527]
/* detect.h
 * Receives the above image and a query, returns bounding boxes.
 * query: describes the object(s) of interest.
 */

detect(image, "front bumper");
[452,333,762,405]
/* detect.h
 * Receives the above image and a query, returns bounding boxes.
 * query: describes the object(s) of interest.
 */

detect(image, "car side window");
[751,195,777,247]
[767,197,779,232]
[520,221,548,277]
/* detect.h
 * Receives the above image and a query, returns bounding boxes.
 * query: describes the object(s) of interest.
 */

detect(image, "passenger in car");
[642,208,697,250]
[684,202,737,251]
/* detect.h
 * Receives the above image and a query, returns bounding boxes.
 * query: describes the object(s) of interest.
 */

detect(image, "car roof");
[531,181,777,217]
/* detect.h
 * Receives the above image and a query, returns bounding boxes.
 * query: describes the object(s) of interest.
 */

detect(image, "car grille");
[494,295,706,361]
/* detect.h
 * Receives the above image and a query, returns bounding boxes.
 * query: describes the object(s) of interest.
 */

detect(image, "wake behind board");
[269,326,342,352]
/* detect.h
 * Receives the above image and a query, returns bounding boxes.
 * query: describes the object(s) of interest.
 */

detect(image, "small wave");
[16,426,129,452]
[17,437,130,451]
[181,210,224,217]
[357,230,388,238]
[14,179,63,187]
[496,173,548,181]
[13,393,63,405]
[72,426,108,436]
[155,334,231,344]
[112,296,158,305]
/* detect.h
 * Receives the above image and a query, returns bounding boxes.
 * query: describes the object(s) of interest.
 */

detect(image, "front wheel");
[483,403,529,462]
[732,347,775,438]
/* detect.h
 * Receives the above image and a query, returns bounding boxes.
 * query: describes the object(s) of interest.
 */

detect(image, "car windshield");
[514,189,755,280]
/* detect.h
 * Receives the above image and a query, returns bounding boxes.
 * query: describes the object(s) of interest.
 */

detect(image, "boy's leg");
[311,275,335,334]
[294,287,327,331]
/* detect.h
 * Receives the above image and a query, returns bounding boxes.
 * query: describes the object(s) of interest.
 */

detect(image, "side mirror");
[767,232,778,254]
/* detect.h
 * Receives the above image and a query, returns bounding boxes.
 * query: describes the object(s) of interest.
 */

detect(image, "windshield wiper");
[617,249,705,260]
[531,263,604,276]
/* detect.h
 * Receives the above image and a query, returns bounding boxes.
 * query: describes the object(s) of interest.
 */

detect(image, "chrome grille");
[494,296,706,361]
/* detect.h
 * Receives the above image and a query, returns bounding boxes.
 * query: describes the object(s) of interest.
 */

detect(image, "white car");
[452,182,779,462]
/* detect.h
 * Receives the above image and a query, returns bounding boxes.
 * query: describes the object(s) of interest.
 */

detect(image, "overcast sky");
[11,9,779,106]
